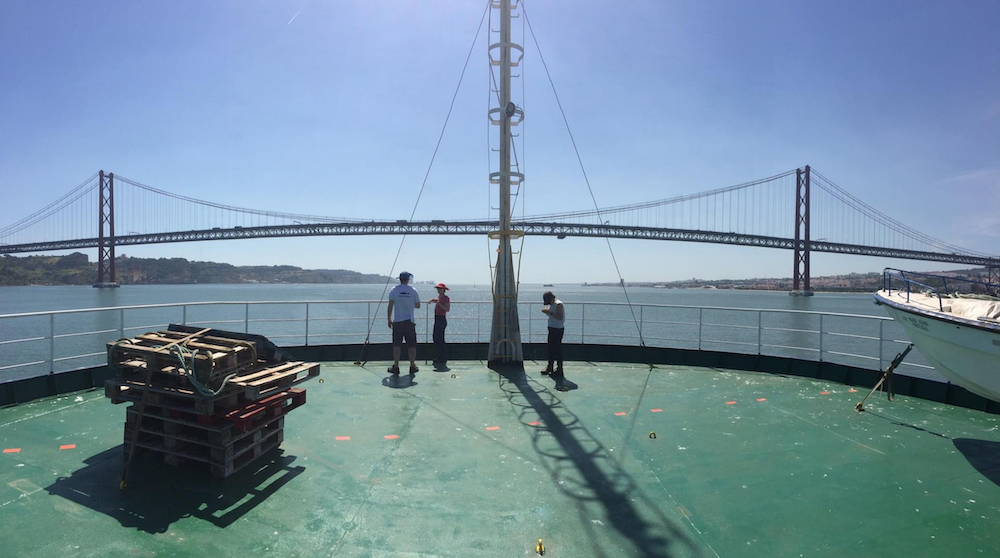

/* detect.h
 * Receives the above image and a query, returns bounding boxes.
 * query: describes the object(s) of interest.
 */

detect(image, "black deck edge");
[3,342,998,415]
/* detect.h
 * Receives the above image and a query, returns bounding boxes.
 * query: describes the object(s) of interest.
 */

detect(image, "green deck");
[2,361,1000,557]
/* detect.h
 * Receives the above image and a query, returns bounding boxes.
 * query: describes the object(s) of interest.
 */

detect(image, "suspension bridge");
[2,166,997,290]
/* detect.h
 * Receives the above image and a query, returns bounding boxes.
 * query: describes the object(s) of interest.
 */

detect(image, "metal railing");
[0,299,935,382]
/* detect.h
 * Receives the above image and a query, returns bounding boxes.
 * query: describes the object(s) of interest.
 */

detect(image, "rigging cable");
[522,3,650,363]
[356,0,492,366]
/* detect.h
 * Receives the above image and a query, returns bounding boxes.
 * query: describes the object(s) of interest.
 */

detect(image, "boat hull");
[875,291,1000,402]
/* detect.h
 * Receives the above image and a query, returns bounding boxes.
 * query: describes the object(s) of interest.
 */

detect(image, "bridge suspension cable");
[809,170,992,258]
[114,175,366,225]
[0,172,98,238]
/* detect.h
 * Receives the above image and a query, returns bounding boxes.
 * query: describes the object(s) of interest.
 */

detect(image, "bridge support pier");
[790,166,813,296]
[989,260,1000,294]
[94,170,119,288]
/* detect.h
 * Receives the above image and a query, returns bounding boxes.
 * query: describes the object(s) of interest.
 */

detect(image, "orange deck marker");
[615,412,627,416]
[820,391,830,395]
[335,436,350,441]
[486,426,500,431]
[726,401,737,405]
[59,444,76,450]
[756,398,767,402]
[3,448,20,454]
[384,435,399,440]
[848,388,858,393]
[650,409,663,413]
[528,421,542,426]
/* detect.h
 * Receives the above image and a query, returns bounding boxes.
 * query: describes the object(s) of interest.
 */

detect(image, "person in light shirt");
[430,283,451,366]
[387,271,421,375]
[541,291,565,379]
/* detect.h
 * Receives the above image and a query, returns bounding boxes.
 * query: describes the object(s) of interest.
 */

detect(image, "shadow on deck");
[45,445,304,534]
[954,438,1000,487]
[493,364,705,558]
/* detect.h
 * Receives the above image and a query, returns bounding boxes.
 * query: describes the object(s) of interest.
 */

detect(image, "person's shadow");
[555,378,579,391]
[382,374,418,389]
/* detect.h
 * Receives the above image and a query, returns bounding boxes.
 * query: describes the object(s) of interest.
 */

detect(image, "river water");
[0,284,935,382]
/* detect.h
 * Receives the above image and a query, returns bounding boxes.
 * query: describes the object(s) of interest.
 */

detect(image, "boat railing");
[883,268,945,311]
[0,299,933,382]
[883,267,1000,312]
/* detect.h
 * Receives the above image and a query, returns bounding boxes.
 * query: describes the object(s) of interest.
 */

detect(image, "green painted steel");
[1,361,999,556]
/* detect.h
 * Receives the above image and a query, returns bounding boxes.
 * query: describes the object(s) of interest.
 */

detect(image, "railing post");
[818,314,824,361]
[182,305,187,325]
[757,311,762,355]
[878,320,884,370]
[119,309,125,339]
[528,303,532,344]
[367,302,371,343]
[698,308,703,351]
[244,304,250,333]
[477,302,481,343]
[639,305,644,344]
[48,314,55,373]
[305,303,310,346]
[581,304,586,344]
[425,304,430,344]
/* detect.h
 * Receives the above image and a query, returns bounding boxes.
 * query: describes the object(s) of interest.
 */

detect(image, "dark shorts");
[392,320,417,347]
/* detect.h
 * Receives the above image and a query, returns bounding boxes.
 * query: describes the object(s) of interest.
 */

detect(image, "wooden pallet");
[229,361,320,399]
[108,331,258,385]
[124,388,306,438]
[224,388,306,433]
[125,416,284,479]
[127,406,245,447]
[105,359,318,414]
[106,377,241,415]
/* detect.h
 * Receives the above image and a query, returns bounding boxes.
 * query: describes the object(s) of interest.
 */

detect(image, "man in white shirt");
[387,271,421,375]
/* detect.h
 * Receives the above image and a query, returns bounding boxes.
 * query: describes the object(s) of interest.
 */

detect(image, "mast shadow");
[45,445,304,534]
[494,364,703,558]
[863,409,951,439]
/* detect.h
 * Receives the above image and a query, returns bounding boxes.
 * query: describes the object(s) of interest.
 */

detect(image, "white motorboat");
[874,269,1000,402]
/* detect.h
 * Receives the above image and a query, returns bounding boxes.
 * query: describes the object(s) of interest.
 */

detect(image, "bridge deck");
[2,221,995,267]
[1,360,999,556]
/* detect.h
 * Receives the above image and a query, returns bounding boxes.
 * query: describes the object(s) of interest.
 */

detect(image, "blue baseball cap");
[399,271,413,280]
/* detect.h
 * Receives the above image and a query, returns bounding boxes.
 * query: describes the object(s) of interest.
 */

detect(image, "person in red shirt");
[429,283,451,365]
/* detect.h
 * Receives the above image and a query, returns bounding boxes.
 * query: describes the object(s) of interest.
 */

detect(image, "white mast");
[488,0,524,364]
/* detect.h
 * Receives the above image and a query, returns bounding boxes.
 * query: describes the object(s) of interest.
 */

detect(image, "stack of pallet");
[105,327,319,479]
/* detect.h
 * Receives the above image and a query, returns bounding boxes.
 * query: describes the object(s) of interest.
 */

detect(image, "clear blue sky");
[1,0,998,284]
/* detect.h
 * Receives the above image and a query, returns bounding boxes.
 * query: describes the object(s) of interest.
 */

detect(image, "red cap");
[434,283,449,290]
